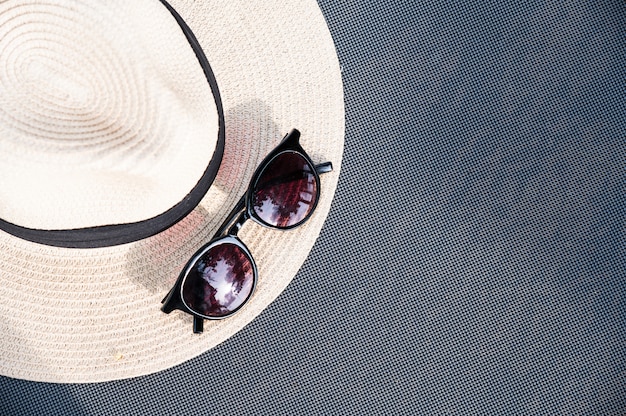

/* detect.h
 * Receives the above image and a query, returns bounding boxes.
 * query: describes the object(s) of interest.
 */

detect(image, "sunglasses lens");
[252,151,318,228]
[181,241,255,318]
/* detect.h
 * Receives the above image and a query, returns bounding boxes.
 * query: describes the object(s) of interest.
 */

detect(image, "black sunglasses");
[161,129,333,333]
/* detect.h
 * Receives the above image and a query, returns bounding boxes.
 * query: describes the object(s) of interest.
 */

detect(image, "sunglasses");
[161,129,333,333]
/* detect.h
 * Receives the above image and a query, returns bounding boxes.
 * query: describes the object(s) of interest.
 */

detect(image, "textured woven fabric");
[0,0,344,383]
[1,0,624,414]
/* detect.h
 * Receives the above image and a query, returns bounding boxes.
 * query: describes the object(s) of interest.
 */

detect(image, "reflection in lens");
[182,241,255,318]
[252,151,318,228]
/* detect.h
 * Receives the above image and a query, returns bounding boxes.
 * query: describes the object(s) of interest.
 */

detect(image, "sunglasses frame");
[161,129,332,333]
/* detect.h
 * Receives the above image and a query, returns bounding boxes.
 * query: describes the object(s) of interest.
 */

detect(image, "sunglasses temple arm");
[193,316,204,334]
[315,161,333,174]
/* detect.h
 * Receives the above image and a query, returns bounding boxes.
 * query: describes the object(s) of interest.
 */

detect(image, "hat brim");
[0,0,344,383]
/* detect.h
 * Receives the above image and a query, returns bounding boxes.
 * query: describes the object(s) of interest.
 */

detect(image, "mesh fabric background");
[1,0,625,414]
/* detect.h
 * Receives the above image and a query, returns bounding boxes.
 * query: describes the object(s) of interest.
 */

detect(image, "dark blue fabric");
[1,1,624,414]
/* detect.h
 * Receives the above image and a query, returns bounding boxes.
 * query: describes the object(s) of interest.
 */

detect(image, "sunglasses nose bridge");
[214,195,248,237]
[227,210,248,236]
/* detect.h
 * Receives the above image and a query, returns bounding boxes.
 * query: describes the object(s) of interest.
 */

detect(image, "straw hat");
[0,0,343,382]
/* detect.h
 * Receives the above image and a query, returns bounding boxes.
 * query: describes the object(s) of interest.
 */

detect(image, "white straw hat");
[0,0,344,382]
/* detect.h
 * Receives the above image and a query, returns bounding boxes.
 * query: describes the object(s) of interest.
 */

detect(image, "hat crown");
[0,0,220,234]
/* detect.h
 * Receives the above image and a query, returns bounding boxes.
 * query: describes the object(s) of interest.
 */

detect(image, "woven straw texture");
[0,1,220,229]
[0,0,344,383]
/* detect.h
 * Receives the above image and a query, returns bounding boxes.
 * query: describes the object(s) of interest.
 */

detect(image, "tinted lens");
[182,240,255,318]
[252,151,318,228]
